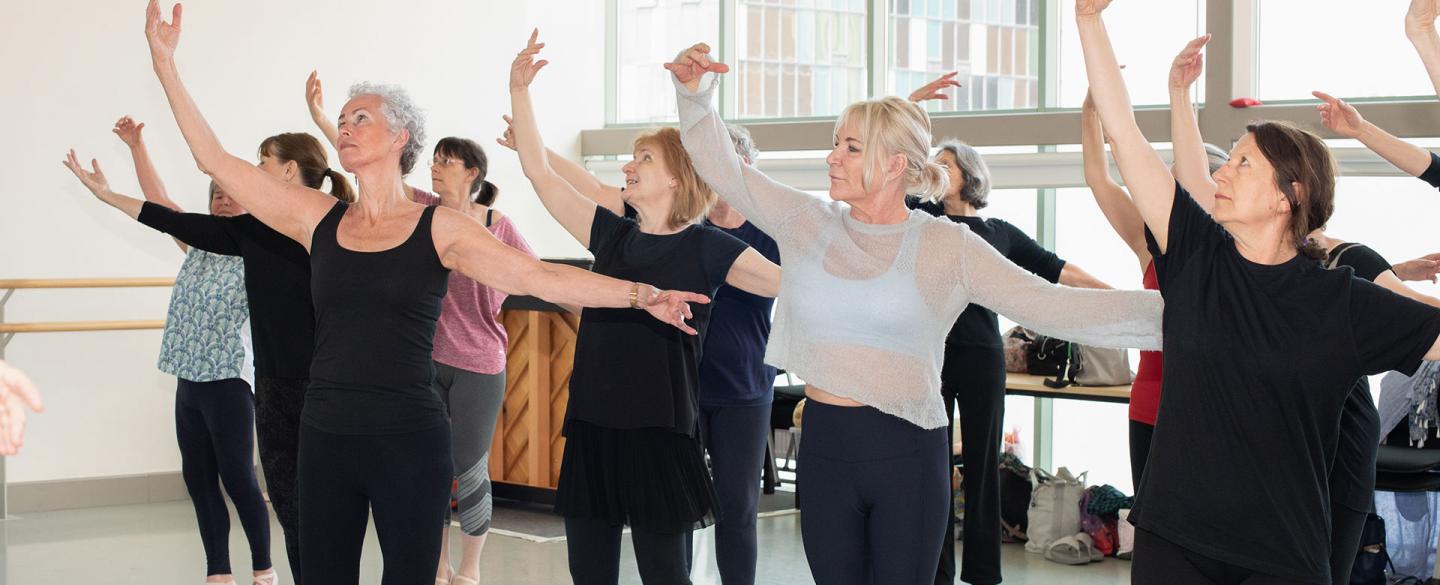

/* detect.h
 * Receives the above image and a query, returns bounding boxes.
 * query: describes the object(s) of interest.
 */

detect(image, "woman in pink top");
[415,136,536,585]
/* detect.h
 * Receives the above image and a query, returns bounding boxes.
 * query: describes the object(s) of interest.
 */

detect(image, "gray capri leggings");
[433,362,507,536]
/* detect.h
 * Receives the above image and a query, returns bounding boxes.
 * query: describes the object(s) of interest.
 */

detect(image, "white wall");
[0,0,604,484]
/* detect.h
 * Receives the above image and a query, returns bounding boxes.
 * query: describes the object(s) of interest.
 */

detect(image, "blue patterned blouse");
[157,248,253,386]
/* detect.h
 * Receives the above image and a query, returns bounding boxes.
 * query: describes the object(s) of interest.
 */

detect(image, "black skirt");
[556,420,717,533]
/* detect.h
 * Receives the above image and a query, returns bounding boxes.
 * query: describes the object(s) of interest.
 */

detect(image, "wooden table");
[1004,373,1132,404]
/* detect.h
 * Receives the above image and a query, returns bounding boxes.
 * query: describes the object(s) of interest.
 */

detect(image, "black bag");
[1026,336,1073,378]
[1349,512,1389,585]
[998,452,1032,542]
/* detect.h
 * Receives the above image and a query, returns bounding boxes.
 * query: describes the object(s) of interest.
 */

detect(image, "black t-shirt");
[1327,243,1394,513]
[697,219,781,407]
[568,207,749,436]
[138,202,315,380]
[1129,184,1440,583]
[907,197,1066,351]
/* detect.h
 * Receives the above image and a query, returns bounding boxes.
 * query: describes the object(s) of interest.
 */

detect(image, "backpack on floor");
[1024,466,1087,554]
[999,452,1032,542]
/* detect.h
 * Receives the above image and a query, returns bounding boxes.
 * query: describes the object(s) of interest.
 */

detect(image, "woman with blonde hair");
[668,43,1164,584]
[507,32,780,585]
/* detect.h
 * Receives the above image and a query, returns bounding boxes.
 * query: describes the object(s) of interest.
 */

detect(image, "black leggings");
[297,423,452,585]
[799,401,949,585]
[936,347,1007,585]
[1329,505,1367,585]
[1130,420,1155,492]
[565,515,692,585]
[1133,528,1311,585]
[698,402,772,585]
[175,378,272,577]
[254,377,307,584]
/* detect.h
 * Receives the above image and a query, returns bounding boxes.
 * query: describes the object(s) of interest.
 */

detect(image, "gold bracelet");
[629,282,641,309]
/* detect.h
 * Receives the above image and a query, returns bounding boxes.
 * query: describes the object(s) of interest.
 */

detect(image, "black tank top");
[303,201,451,435]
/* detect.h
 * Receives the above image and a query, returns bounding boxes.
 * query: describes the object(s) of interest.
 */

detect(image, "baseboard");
[7,466,264,514]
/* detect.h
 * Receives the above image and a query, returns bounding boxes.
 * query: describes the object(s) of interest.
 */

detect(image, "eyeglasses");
[430,157,461,168]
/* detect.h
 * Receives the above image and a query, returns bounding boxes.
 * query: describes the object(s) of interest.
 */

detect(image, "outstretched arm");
[145,1,331,248]
[1081,91,1149,268]
[497,115,625,215]
[907,72,962,104]
[725,248,782,298]
[431,208,709,334]
[1168,35,1218,210]
[306,70,341,150]
[1075,0,1179,252]
[1314,91,1433,177]
[508,30,601,247]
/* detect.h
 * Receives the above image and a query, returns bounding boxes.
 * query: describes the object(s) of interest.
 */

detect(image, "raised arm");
[497,115,625,215]
[112,116,189,252]
[508,30,601,247]
[1314,91,1433,177]
[1075,0,1180,252]
[1375,270,1440,308]
[1395,253,1440,282]
[113,116,182,212]
[431,207,709,334]
[669,43,826,235]
[1408,0,1440,100]
[1081,91,1149,267]
[306,70,340,150]
[145,1,331,248]
[1168,35,1218,209]
[725,248,782,298]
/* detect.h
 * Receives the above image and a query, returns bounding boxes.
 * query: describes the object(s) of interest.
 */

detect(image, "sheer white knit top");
[675,73,1163,429]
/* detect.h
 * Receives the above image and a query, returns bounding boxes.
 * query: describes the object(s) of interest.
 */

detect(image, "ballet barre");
[1004,373,1131,404]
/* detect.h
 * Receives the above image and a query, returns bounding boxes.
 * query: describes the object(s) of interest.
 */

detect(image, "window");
[1056,0,1204,108]
[890,0,1039,112]
[615,0,721,123]
[735,0,868,119]
[1257,0,1435,101]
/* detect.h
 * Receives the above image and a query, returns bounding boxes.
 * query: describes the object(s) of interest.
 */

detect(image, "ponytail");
[325,169,356,203]
[475,180,500,206]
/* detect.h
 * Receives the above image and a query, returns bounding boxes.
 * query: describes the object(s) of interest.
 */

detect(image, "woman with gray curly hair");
[907,139,1109,585]
[143,4,710,583]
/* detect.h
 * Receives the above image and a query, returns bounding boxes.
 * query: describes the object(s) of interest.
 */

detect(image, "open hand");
[641,287,711,335]
[1395,253,1440,282]
[1408,0,1440,36]
[664,43,730,92]
[908,72,962,103]
[144,0,183,61]
[0,360,44,457]
[1169,34,1210,92]
[112,116,146,149]
[62,150,113,198]
[510,29,549,91]
[306,70,326,120]
[1312,91,1366,138]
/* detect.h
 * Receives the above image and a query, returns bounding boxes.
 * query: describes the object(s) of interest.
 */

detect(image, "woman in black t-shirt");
[1078,3,1440,582]
[506,34,781,585]
[1310,234,1440,585]
[907,140,1109,585]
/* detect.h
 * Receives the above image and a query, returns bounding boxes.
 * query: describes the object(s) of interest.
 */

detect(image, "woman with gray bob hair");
[908,138,1111,585]
[346,81,427,176]
[144,4,709,582]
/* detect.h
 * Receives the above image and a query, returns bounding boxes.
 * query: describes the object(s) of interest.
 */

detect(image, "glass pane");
[1257,0,1435,101]
[1056,0,1204,108]
[887,0,1038,113]
[737,0,868,119]
[616,0,721,123]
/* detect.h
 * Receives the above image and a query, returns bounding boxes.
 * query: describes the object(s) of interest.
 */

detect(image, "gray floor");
[0,500,1132,584]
